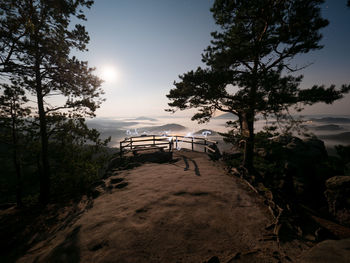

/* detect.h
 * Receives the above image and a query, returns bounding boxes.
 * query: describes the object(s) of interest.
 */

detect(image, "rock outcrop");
[260,136,331,208]
[325,176,350,226]
[299,238,350,263]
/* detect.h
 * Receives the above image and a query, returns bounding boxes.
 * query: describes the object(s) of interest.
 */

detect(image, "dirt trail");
[18,150,294,262]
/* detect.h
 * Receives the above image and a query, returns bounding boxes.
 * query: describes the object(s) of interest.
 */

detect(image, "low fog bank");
[87,115,350,152]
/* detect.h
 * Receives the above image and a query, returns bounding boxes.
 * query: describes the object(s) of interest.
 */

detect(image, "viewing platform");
[119,134,219,157]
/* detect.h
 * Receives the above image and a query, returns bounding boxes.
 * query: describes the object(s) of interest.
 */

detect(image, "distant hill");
[147,123,186,132]
[213,113,237,119]
[86,119,138,129]
[311,124,344,131]
[319,132,350,143]
[310,117,350,123]
[133,116,157,121]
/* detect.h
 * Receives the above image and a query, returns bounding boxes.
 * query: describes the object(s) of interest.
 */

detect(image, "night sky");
[75,0,350,117]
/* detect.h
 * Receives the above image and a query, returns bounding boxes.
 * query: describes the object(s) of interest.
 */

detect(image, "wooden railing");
[119,134,217,156]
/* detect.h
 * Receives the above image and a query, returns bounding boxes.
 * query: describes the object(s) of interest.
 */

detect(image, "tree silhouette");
[0,0,21,73]
[0,0,103,204]
[167,0,350,172]
[0,80,31,207]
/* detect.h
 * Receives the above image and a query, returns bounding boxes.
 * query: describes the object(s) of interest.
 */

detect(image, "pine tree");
[167,0,349,172]
[0,0,103,204]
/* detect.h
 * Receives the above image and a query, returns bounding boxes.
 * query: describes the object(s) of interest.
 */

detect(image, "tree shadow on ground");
[42,225,81,263]
[0,198,92,263]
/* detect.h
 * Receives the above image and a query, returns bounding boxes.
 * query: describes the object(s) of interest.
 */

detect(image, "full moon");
[100,65,119,83]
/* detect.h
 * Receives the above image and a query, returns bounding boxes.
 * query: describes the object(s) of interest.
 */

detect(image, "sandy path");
[18,150,276,263]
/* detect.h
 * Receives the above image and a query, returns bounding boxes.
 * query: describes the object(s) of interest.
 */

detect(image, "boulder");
[325,176,350,226]
[299,238,350,263]
[269,136,330,206]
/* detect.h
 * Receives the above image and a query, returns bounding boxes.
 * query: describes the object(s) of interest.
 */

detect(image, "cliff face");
[325,176,350,226]
[253,136,339,208]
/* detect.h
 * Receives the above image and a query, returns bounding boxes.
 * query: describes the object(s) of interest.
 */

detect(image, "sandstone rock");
[90,189,101,199]
[90,180,105,188]
[110,178,124,184]
[268,136,330,207]
[299,238,350,263]
[206,256,220,263]
[230,167,240,177]
[325,176,350,226]
[283,136,327,161]
[115,182,128,189]
[325,176,350,189]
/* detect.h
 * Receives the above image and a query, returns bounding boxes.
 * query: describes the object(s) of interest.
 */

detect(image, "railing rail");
[119,134,217,156]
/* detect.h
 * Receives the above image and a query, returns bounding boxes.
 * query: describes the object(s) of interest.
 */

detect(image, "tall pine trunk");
[35,53,50,205]
[11,111,22,207]
[242,62,258,173]
[241,112,255,173]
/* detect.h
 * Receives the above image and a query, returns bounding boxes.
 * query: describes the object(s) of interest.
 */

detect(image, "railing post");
[120,141,123,157]
[204,139,207,153]
[191,137,194,151]
[130,138,133,150]
[153,135,155,146]
[175,136,178,149]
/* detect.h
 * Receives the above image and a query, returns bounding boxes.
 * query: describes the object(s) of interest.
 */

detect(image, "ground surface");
[15,150,303,262]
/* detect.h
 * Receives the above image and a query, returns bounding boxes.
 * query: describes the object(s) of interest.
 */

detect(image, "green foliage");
[219,120,242,145]
[47,117,111,199]
[0,116,113,203]
[222,151,242,169]
[0,0,103,118]
[0,81,31,147]
[0,80,32,206]
[251,131,287,180]
[0,128,40,205]
[0,0,109,204]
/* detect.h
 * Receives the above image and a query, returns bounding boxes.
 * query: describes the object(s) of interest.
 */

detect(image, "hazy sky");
[75,0,350,118]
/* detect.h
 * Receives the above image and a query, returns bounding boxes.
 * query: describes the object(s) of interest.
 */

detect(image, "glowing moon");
[100,65,119,83]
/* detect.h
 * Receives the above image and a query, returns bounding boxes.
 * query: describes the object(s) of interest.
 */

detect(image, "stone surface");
[268,136,330,206]
[110,178,124,184]
[299,238,350,263]
[16,151,285,263]
[325,176,350,189]
[325,176,350,226]
[206,256,220,263]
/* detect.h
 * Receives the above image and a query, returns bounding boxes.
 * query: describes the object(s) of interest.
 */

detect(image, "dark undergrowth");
[223,132,350,243]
